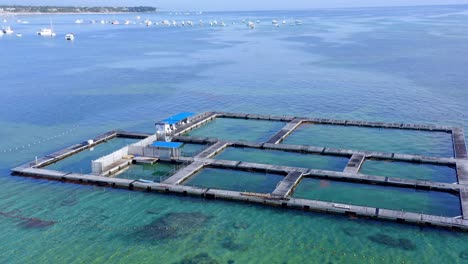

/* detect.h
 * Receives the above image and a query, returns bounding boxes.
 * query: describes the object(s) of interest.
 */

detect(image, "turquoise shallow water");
[46,137,139,174]
[184,168,284,193]
[115,162,182,182]
[186,118,286,142]
[216,147,348,171]
[361,159,457,183]
[293,178,461,217]
[2,5,468,263]
[283,124,454,157]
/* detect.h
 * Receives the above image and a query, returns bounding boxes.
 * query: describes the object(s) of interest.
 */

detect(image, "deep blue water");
[1,5,468,263]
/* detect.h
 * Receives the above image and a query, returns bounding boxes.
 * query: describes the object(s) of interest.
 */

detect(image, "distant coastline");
[0,5,157,14]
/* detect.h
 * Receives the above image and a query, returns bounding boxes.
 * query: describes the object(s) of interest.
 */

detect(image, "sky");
[1,0,468,11]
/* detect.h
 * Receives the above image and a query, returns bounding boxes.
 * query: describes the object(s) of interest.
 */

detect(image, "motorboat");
[248,21,255,29]
[37,28,56,37]
[75,19,84,24]
[65,33,75,41]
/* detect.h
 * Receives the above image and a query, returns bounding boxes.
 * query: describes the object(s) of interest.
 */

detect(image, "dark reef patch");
[221,236,248,252]
[232,221,250,230]
[0,211,56,229]
[60,196,79,206]
[459,250,468,260]
[134,212,211,241]
[367,233,416,251]
[342,226,366,237]
[173,252,219,264]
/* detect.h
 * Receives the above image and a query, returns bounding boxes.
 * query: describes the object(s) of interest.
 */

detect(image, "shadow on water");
[133,212,212,242]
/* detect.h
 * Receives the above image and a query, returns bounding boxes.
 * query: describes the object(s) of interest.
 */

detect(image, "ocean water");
[186,118,286,142]
[184,168,284,193]
[2,5,468,263]
[115,162,183,182]
[216,147,349,171]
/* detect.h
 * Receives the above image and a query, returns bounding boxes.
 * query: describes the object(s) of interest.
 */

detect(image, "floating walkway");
[271,171,303,198]
[343,154,365,174]
[11,111,468,231]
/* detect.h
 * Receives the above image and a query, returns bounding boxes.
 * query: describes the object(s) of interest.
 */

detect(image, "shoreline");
[0,12,157,15]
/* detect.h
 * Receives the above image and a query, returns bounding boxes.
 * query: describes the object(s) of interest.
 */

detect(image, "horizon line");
[0,3,466,12]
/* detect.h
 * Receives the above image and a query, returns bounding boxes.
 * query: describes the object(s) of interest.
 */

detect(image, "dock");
[162,161,206,185]
[271,171,303,198]
[194,142,229,159]
[343,154,365,173]
[10,111,468,231]
[214,112,454,132]
[266,118,304,144]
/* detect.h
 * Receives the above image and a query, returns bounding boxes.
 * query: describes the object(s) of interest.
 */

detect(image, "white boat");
[75,19,84,24]
[248,21,255,29]
[282,20,287,24]
[137,179,154,183]
[65,33,75,41]
[136,16,141,20]
[100,20,106,24]
[162,20,170,26]
[111,20,120,25]
[272,19,278,24]
[220,21,226,27]
[295,20,303,25]
[172,20,177,26]
[37,28,56,37]
[16,33,22,37]
[2,26,13,34]
[145,20,152,26]
[124,20,132,25]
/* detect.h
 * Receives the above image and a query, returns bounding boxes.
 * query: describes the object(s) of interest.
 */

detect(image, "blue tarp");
[161,112,195,125]
[151,141,183,148]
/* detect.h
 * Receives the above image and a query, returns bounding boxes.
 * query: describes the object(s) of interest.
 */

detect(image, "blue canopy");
[161,112,195,125]
[151,141,183,148]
